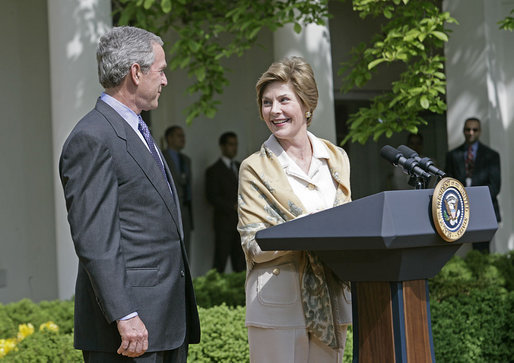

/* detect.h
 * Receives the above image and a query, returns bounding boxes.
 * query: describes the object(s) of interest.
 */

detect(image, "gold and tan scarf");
[238,137,351,349]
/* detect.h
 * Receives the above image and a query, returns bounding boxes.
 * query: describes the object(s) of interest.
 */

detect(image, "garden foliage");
[0,251,512,361]
[193,269,245,308]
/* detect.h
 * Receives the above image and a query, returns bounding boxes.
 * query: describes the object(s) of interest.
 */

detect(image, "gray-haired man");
[60,26,200,362]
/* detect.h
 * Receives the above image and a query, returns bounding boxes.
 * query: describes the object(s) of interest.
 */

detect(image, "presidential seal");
[432,177,470,242]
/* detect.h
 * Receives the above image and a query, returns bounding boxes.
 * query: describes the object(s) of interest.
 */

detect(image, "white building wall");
[273,22,337,143]
[47,0,112,299]
[0,0,58,303]
[444,0,514,253]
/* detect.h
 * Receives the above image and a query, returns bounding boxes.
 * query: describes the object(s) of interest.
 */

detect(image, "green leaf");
[160,0,171,13]
[431,31,449,42]
[406,125,418,134]
[368,58,385,70]
[373,129,386,141]
[420,96,430,109]
[205,107,217,118]
[248,26,261,39]
[434,72,446,79]
[294,23,302,34]
[189,41,201,52]
[434,86,446,94]
[118,7,135,26]
[195,67,206,82]
[179,56,191,69]
[143,0,154,10]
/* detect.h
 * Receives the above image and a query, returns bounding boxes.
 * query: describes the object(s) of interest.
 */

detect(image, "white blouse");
[264,132,337,214]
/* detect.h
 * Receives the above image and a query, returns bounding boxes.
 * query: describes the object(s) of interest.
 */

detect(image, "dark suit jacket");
[59,99,200,352]
[445,141,501,221]
[162,149,193,229]
[205,159,239,231]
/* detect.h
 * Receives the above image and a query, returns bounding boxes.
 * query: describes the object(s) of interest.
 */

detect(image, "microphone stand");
[408,175,429,190]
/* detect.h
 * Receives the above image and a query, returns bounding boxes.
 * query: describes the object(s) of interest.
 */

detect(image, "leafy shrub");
[2,330,82,363]
[193,269,246,308]
[427,251,514,362]
[429,251,513,301]
[0,308,16,339]
[431,289,514,362]
[36,300,74,335]
[343,326,353,363]
[0,251,512,361]
[188,304,248,362]
[490,250,514,291]
[0,299,74,339]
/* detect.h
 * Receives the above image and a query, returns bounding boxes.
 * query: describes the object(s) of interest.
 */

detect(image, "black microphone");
[380,145,432,180]
[397,145,446,178]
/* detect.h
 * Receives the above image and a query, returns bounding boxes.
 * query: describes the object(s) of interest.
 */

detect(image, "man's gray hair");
[97,26,163,89]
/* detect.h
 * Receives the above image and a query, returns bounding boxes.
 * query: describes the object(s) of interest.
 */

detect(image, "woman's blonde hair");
[255,56,318,126]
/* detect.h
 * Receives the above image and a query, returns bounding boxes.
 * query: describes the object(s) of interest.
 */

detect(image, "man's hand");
[116,315,149,357]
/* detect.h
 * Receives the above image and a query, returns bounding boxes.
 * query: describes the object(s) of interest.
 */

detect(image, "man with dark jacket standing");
[445,117,501,251]
[59,26,200,362]
[205,132,246,273]
[163,125,194,258]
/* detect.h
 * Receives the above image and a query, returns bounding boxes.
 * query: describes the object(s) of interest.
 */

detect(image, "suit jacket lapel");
[95,100,182,232]
[475,142,485,168]
[160,148,184,237]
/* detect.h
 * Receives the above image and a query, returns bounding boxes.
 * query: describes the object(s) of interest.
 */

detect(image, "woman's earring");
[305,111,312,119]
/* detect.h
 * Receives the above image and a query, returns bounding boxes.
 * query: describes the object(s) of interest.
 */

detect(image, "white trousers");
[247,326,347,363]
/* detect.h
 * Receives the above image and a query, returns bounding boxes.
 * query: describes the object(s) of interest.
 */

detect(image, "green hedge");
[0,299,74,339]
[429,250,514,362]
[193,269,246,308]
[3,330,82,363]
[1,251,512,362]
[188,304,248,362]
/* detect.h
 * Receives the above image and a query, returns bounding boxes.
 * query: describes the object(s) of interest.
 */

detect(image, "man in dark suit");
[163,126,193,258]
[205,132,245,273]
[59,26,200,362]
[445,117,501,251]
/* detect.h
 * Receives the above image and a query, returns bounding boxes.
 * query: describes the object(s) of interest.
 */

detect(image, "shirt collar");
[221,155,233,168]
[264,131,329,170]
[100,92,140,131]
[466,141,479,155]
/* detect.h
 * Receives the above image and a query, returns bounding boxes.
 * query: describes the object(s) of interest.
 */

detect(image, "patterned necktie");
[137,116,168,182]
[465,144,474,178]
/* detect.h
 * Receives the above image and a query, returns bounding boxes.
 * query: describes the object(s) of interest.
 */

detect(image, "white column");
[47,0,112,299]
[444,0,514,253]
[273,21,337,143]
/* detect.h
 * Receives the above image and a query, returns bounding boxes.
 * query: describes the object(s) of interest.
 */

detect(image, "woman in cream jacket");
[238,56,352,363]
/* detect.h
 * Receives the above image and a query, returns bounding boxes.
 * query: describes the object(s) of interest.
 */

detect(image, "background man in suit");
[445,117,501,251]
[205,132,246,273]
[59,26,200,362]
[163,126,194,258]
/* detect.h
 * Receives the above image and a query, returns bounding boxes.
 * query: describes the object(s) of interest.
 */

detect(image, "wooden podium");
[255,186,497,362]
